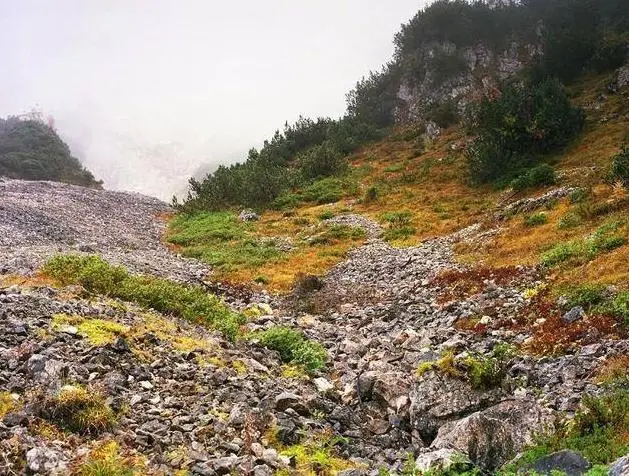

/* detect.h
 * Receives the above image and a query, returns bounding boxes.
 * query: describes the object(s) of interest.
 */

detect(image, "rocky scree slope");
[0,179,627,475]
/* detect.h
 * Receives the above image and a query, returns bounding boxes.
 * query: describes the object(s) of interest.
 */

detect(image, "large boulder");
[609,455,629,476]
[409,372,502,444]
[431,398,554,472]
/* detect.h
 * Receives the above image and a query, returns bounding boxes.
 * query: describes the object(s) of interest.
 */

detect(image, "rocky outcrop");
[395,40,541,124]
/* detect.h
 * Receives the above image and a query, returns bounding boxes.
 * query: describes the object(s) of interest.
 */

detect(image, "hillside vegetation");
[0,116,101,187]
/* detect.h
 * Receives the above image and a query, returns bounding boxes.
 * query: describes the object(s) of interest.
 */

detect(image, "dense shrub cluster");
[0,117,101,187]
[43,255,244,339]
[466,79,584,183]
[609,147,629,187]
[177,116,379,212]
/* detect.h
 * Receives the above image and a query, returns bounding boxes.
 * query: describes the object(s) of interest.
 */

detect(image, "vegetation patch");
[433,266,524,303]
[608,146,629,187]
[52,313,129,346]
[273,432,355,476]
[541,221,627,267]
[43,255,244,340]
[75,440,145,476]
[501,389,629,472]
[0,392,18,419]
[417,345,516,391]
[255,326,327,373]
[42,385,116,435]
[523,213,548,227]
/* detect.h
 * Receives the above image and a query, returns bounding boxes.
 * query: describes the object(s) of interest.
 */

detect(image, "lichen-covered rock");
[431,399,554,472]
[521,450,591,476]
[414,448,473,473]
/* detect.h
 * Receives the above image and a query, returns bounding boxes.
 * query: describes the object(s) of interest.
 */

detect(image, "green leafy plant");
[608,147,629,187]
[256,326,327,372]
[524,213,549,227]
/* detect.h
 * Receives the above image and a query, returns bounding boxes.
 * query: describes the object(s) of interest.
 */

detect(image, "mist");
[0,1,427,200]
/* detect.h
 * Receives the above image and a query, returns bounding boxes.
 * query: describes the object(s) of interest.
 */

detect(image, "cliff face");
[395,39,542,123]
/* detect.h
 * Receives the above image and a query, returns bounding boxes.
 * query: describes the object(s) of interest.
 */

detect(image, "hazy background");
[0,1,427,200]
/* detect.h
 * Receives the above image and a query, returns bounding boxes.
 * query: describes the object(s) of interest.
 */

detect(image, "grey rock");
[609,455,629,476]
[414,448,473,473]
[239,209,260,222]
[562,306,586,324]
[26,446,68,474]
[521,450,591,476]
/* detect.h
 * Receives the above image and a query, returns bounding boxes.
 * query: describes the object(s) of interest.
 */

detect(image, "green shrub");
[318,210,335,220]
[309,225,366,246]
[426,100,459,128]
[524,213,548,227]
[464,344,516,391]
[364,186,379,203]
[511,164,557,191]
[467,79,584,184]
[0,117,101,187]
[256,326,327,372]
[569,188,589,204]
[562,283,606,310]
[596,292,629,325]
[382,210,412,227]
[608,147,629,187]
[297,141,347,181]
[43,255,244,340]
[381,211,415,242]
[558,212,583,230]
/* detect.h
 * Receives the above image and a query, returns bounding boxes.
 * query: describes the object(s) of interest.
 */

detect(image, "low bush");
[558,212,582,230]
[76,441,142,476]
[524,213,548,227]
[318,210,335,220]
[426,99,459,128]
[511,164,557,191]
[256,326,327,372]
[608,147,629,187]
[561,284,606,311]
[43,255,244,340]
[42,386,116,435]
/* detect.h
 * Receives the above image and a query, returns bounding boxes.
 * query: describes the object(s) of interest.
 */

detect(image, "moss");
[0,392,18,419]
[231,360,248,375]
[52,314,129,346]
[44,385,117,435]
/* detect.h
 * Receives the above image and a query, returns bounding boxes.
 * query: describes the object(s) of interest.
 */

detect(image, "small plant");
[524,213,548,227]
[608,147,629,187]
[317,210,335,220]
[256,327,327,372]
[569,188,589,204]
[464,344,516,390]
[43,386,116,435]
[0,392,17,419]
[76,440,143,476]
[364,185,379,203]
[558,212,582,230]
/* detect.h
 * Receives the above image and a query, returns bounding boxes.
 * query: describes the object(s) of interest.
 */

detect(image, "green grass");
[309,225,366,246]
[273,176,360,208]
[44,386,116,435]
[43,255,244,340]
[255,326,327,373]
[167,212,284,272]
[541,221,627,267]
[499,388,629,474]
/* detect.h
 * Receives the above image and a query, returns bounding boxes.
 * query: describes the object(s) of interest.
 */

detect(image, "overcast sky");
[0,1,427,199]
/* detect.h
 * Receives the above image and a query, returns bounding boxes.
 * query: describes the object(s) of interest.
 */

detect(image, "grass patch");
[273,433,355,475]
[255,326,327,373]
[417,345,516,391]
[43,255,244,340]
[541,221,627,267]
[43,385,116,435]
[167,211,284,273]
[76,440,144,476]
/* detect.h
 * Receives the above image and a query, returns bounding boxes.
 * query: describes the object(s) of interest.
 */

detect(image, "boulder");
[609,455,629,476]
[372,372,411,412]
[409,372,502,444]
[562,306,586,324]
[239,210,260,222]
[414,448,473,473]
[431,399,554,472]
[521,450,591,476]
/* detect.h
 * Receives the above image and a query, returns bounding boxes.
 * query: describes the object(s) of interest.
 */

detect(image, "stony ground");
[0,178,627,475]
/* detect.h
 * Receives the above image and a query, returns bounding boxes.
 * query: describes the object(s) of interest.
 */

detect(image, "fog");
[0,1,427,200]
